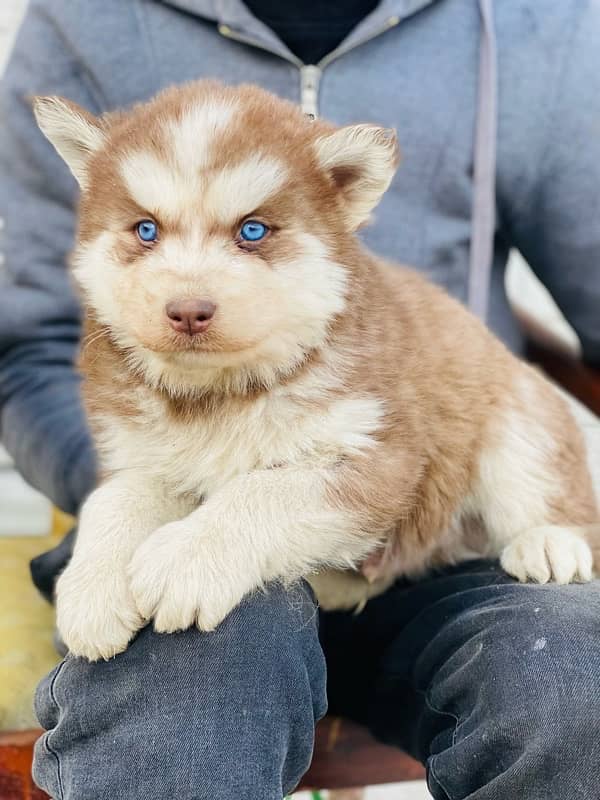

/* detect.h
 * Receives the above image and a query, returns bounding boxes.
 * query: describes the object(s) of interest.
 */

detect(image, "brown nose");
[165,299,217,335]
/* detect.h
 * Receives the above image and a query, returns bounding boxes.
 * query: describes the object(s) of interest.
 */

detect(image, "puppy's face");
[34,82,398,389]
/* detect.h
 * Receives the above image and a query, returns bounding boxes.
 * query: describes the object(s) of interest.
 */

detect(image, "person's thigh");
[321,560,600,799]
[33,581,326,800]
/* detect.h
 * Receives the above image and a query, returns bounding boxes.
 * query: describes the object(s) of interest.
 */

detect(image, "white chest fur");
[96,386,384,500]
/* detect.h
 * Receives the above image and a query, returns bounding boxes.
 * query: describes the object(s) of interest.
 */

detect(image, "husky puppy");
[33,82,599,661]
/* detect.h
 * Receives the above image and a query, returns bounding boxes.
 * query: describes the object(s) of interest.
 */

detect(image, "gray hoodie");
[0,0,599,513]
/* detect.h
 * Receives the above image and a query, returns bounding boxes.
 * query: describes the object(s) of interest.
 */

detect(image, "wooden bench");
[0,731,47,800]
[1,332,598,797]
[299,717,425,790]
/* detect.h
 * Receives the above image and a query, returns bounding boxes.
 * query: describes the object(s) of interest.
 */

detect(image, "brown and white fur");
[33,82,599,661]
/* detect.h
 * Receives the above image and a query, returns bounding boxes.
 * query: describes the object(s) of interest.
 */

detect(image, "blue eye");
[240,220,268,242]
[136,220,158,243]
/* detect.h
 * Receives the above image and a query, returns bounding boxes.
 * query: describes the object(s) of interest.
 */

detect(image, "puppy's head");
[33,82,399,392]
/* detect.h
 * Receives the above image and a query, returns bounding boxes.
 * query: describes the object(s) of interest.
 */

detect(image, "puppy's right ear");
[32,96,106,188]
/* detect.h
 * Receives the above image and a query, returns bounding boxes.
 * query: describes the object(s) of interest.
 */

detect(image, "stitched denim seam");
[420,687,460,800]
[428,756,454,800]
[422,687,461,747]
[44,659,69,800]
[41,734,62,800]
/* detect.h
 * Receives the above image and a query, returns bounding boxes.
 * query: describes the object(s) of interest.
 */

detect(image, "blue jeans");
[32,561,600,799]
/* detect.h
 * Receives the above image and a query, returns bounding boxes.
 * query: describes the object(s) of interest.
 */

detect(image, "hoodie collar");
[159,0,438,56]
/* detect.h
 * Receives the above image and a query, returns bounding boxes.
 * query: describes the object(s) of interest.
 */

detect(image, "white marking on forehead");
[205,154,287,224]
[120,118,286,224]
[167,102,235,173]
[120,150,192,219]
[119,102,235,219]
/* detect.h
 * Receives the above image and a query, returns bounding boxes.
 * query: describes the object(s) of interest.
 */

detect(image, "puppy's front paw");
[500,526,593,585]
[56,559,144,661]
[128,521,252,633]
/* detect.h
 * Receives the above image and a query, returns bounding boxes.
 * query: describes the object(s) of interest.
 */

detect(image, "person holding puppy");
[1,1,600,798]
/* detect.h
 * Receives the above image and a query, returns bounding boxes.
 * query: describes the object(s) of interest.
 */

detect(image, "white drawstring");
[468,0,498,321]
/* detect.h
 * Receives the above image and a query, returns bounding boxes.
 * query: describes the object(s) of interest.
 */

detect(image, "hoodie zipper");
[218,14,400,118]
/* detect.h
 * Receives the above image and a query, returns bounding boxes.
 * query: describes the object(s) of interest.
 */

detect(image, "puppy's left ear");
[32,96,106,188]
[315,124,399,230]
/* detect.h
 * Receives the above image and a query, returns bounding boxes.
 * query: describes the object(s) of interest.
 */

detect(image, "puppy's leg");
[500,525,593,584]
[469,384,598,584]
[57,474,192,660]
[307,568,395,612]
[128,462,404,633]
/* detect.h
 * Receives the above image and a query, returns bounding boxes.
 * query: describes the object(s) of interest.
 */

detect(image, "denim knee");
[425,581,600,799]
[33,581,326,800]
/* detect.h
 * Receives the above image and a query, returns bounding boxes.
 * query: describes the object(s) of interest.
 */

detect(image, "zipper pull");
[299,65,322,119]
